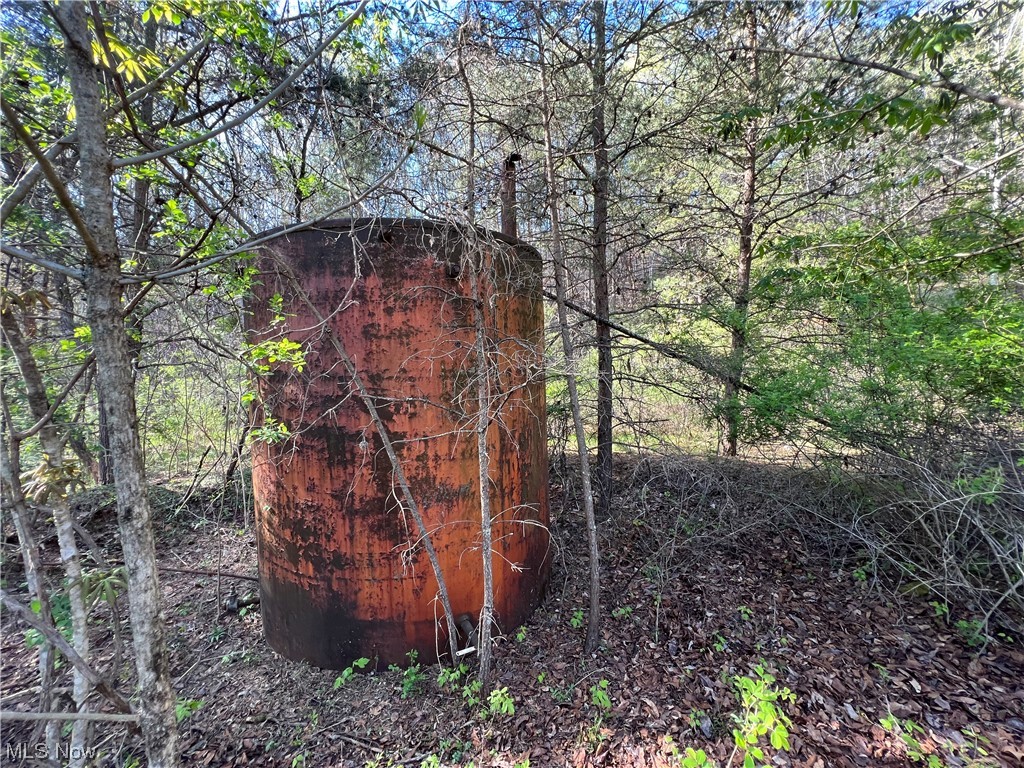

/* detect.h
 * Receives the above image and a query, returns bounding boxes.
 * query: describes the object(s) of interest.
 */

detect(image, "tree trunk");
[723,3,759,458]
[0,431,59,759]
[538,6,602,655]
[1,308,91,764]
[469,258,495,686]
[591,0,614,518]
[54,3,179,764]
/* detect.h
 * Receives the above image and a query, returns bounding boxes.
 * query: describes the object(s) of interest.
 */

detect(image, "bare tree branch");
[112,0,371,169]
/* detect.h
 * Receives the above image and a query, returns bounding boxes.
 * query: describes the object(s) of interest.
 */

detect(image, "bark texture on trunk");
[723,3,760,458]
[54,4,179,764]
[539,7,602,655]
[2,309,91,764]
[0,433,59,758]
[591,0,614,520]
[469,262,495,686]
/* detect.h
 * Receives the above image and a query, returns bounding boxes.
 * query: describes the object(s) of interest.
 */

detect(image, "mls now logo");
[5,742,98,760]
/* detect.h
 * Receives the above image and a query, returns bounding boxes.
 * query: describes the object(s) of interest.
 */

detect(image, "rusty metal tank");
[244,218,550,669]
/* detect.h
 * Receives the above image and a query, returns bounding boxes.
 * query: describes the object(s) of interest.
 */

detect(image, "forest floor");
[2,455,1023,767]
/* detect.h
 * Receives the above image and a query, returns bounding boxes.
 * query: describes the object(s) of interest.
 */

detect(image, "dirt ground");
[2,456,1022,767]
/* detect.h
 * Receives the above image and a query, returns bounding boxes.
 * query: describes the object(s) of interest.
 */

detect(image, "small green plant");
[536,671,547,685]
[24,594,72,650]
[954,466,1004,506]
[334,657,370,689]
[955,618,985,648]
[612,605,633,619]
[174,697,204,722]
[930,601,950,621]
[687,709,707,731]
[880,712,991,765]
[513,759,531,768]
[852,567,868,582]
[728,666,795,767]
[737,605,752,622]
[665,736,714,768]
[462,678,483,709]
[550,684,574,703]
[82,565,127,612]
[487,686,516,718]
[515,625,528,642]
[583,679,614,749]
[419,755,440,768]
[712,633,728,652]
[881,715,944,766]
[570,608,585,629]
[590,679,612,714]
[291,753,306,768]
[439,738,472,762]
[437,662,468,691]
[388,650,425,698]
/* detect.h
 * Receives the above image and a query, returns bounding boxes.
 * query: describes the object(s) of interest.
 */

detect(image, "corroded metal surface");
[245,219,549,669]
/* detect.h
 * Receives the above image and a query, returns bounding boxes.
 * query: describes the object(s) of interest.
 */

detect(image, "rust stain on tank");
[245,218,550,669]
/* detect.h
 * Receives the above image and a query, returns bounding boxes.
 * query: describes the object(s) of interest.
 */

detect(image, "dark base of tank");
[259,567,550,669]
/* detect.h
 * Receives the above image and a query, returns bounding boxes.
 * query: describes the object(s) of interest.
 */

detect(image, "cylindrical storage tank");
[244,218,549,669]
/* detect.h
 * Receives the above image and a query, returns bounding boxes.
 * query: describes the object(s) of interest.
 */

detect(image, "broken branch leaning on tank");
[278,268,461,666]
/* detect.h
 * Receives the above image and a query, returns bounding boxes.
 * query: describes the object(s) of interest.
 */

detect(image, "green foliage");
[729,666,796,768]
[461,677,483,709]
[436,662,467,691]
[436,662,486,709]
[243,338,306,376]
[487,686,515,718]
[878,714,994,767]
[174,697,204,722]
[570,608,585,629]
[24,593,71,650]
[930,601,950,621]
[954,467,1005,506]
[333,657,370,689]
[388,650,424,699]
[740,219,1024,449]
[955,618,985,648]
[665,735,716,768]
[590,679,612,714]
[81,565,126,612]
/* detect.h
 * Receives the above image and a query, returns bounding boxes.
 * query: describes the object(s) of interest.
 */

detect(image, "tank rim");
[251,216,538,255]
